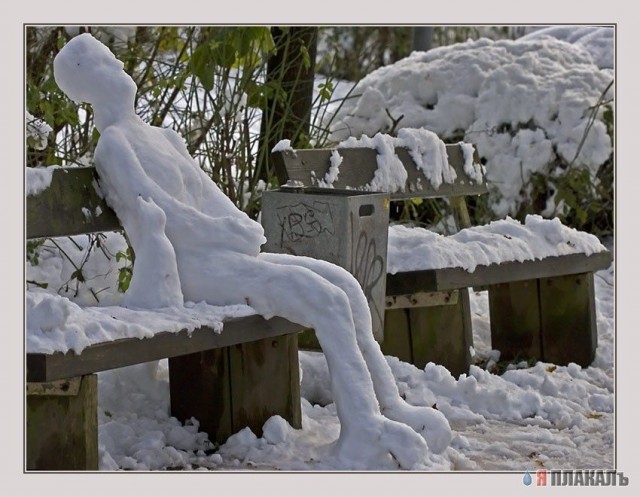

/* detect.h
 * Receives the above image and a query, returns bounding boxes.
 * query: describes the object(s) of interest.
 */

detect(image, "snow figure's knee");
[259,253,371,327]
[247,262,354,326]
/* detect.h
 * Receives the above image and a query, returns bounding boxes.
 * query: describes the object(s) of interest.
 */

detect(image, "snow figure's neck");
[93,98,137,132]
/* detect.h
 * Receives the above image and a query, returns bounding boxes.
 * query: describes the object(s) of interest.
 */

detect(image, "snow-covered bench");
[26,167,304,470]
[267,133,612,375]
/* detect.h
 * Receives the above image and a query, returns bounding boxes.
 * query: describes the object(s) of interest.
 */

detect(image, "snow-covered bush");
[327,29,614,235]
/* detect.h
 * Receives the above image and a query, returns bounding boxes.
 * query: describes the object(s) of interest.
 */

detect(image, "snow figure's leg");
[243,258,429,469]
[260,252,452,454]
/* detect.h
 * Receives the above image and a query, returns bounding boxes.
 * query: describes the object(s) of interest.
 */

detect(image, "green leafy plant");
[116,248,134,293]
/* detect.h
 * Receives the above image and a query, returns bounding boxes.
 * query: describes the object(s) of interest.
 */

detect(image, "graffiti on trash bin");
[350,212,385,330]
[276,201,336,242]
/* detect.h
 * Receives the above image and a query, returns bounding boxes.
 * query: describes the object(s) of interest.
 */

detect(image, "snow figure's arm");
[121,196,184,309]
[95,126,160,212]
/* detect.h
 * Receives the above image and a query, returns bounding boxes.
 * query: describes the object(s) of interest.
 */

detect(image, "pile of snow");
[387,214,608,274]
[327,35,613,217]
[278,129,484,193]
[25,165,60,196]
[337,129,459,192]
[519,26,613,70]
[26,289,255,355]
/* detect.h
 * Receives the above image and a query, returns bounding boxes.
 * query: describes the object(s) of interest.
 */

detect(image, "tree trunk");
[412,26,434,52]
[255,27,318,189]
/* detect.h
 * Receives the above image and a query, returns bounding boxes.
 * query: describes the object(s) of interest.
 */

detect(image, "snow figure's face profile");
[54,33,136,109]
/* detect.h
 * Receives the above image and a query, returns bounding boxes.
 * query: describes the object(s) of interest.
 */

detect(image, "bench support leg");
[489,273,597,366]
[539,272,597,366]
[382,289,473,377]
[489,279,542,362]
[26,374,98,471]
[381,308,413,364]
[169,334,301,444]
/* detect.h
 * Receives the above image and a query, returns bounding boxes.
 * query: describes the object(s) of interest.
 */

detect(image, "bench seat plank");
[26,315,302,383]
[386,251,612,295]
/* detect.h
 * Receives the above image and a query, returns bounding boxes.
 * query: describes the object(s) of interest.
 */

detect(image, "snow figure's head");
[54,33,137,129]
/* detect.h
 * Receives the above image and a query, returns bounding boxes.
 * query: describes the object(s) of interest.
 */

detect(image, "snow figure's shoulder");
[94,126,125,162]
[159,126,191,157]
[95,125,140,168]
[97,125,128,148]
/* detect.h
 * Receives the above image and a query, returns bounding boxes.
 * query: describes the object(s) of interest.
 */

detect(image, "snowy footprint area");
[95,262,614,472]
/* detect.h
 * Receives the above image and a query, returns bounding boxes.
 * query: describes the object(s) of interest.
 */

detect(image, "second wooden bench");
[263,142,611,375]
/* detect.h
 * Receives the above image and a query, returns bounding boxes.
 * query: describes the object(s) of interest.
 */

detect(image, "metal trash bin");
[261,186,389,342]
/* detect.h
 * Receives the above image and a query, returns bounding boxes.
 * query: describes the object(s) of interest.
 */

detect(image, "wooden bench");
[26,166,304,471]
[266,144,612,375]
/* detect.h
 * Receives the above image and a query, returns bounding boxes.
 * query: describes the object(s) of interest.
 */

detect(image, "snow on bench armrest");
[26,165,61,196]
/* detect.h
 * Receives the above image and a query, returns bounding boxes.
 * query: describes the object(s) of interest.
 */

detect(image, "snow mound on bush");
[328,36,613,218]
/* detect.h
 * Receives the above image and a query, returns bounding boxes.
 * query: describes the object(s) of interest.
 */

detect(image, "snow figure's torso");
[53,33,266,304]
[94,116,267,304]
[110,116,244,221]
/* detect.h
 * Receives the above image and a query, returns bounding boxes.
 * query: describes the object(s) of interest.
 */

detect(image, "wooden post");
[169,334,301,444]
[169,348,234,442]
[381,308,414,364]
[539,273,597,366]
[488,280,542,362]
[450,196,472,231]
[229,334,302,436]
[26,375,98,471]
[406,289,473,377]
[489,274,598,366]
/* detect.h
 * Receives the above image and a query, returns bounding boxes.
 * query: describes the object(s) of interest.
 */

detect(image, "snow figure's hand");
[382,403,452,454]
[121,196,183,309]
[333,413,429,470]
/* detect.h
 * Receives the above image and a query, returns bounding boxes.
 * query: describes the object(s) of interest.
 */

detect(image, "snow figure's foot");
[332,414,429,470]
[382,402,452,454]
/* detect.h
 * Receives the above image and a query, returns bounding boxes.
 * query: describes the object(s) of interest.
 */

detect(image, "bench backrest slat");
[27,167,121,239]
[272,144,488,200]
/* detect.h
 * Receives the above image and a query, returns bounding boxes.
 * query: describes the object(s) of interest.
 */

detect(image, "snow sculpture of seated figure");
[54,33,451,469]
